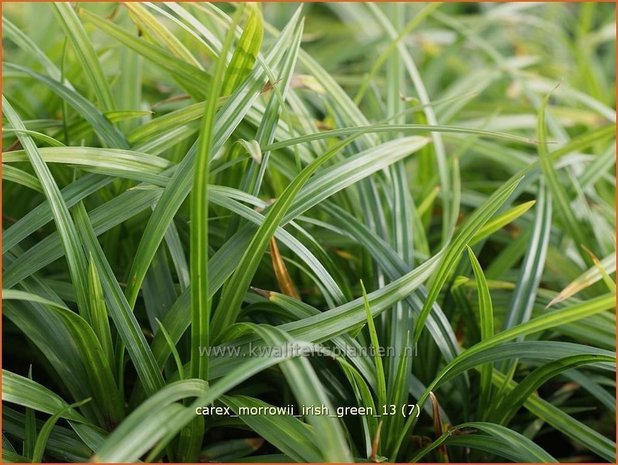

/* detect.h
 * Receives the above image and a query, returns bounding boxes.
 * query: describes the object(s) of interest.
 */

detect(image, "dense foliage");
[2,2,616,462]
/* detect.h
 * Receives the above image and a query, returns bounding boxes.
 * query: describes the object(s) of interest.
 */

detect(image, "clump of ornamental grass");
[2,2,616,463]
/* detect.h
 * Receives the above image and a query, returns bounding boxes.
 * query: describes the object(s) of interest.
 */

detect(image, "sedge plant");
[2,2,616,462]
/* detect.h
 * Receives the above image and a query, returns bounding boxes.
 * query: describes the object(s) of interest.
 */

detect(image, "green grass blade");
[493,354,615,425]
[285,137,429,221]
[469,200,536,244]
[466,247,494,420]
[125,3,202,68]
[538,93,593,265]
[412,174,524,346]
[504,181,552,330]
[4,146,172,185]
[3,370,90,423]
[52,4,115,112]
[189,4,243,382]
[2,165,43,192]
[2,289,70,311]
[32,399,92,463]
[360,280,387,411]
[87,255,114,365]
[3,128,65,147]
[155,319,185,380]
[222,5,263,96]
